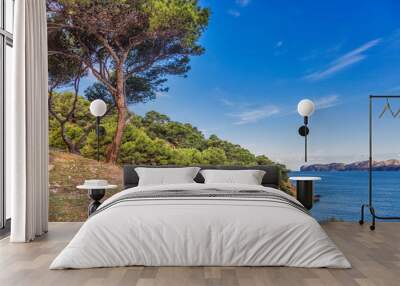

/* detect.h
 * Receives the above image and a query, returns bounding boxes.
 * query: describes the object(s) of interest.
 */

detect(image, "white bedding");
[50,183,351,269]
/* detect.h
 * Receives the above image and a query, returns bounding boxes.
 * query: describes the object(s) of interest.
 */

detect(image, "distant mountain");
[300,159,400,171]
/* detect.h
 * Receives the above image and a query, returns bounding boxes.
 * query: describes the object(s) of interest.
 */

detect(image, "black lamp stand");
[95,117,106,162]
[298,116,310,162]
[89,116,106,216]
[96,117,100,161]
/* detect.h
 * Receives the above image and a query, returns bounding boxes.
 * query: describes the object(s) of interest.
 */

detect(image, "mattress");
[50,183,350,269]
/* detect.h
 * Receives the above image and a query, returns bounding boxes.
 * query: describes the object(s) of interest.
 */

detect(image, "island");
[300,159,400,171]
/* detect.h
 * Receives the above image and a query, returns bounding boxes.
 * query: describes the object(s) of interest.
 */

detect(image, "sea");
[289,171,400,222]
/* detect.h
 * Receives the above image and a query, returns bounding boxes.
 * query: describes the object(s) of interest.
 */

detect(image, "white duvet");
[50,183,351,269]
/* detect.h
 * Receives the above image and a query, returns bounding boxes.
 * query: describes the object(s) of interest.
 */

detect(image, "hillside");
[49,150,123,221]
[301,159,400,171]
[49,93,289,183]
[49,150,294,222]
[49,93,287,170]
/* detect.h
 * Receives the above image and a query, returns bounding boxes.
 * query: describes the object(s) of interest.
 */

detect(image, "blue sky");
[82,0,400,169]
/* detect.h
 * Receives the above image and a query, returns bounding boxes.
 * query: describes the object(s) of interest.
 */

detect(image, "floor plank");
[0,222,399,286]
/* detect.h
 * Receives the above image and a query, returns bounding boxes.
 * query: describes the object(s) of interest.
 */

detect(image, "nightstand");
[289,177,321,210]
[77,181,117,216]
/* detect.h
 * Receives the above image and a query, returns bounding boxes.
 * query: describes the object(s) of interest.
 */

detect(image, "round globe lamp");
[90,99,107,117]
[297,99,315,162]
[297,99,315,117]
[89,99,107,161]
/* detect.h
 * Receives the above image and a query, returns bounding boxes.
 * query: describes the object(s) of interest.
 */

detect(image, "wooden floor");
[0,222,399,286]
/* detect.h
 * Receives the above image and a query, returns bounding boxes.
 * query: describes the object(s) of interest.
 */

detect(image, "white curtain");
[8,0,49,242]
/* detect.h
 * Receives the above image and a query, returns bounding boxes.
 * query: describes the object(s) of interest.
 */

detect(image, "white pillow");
[135,167,200,186]
[200,169,266,185]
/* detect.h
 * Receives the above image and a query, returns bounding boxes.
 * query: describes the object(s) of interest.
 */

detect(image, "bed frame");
[123,165,281,190]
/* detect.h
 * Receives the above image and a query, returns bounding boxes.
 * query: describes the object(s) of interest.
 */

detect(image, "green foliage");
[256,155,273,165]
[48,0,211,161]
[201,147,227,165]
[50,94,289,188]
[80,111,119,160]
[207,135,255,165]
[142,111,207,150]
[173,148,204,165]
[49,123,65,149]
[119,128,176,165]
[84,82,114,105]
[48,0,210,105]
[48,51,84,90]
[145,0,210,46]
[84,74,165,106]
[48,92,93,151]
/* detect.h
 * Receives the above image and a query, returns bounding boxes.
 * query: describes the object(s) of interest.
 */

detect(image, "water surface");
[289,171,400,221]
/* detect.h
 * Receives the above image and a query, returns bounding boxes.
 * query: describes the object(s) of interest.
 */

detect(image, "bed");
[50,165,350,269]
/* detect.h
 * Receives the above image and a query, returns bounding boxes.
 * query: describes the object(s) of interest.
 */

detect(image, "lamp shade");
[90,99,107,117]
[297,99,315,117]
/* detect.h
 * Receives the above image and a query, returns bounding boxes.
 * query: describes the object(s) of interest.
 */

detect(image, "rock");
[301,159,400,171]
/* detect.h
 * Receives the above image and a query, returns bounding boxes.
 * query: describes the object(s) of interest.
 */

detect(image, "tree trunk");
[67,143,81,154]
[106,66,127,163]
[60,124,80,154]
[49,89,82,155]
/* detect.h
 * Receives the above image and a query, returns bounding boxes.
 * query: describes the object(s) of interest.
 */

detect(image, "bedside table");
[289,177,321,210]
[77,183,117,216]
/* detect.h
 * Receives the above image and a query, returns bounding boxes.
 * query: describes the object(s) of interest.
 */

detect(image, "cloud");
[228,0,251,17]
[275,41,283,48]
[220,98,235,107]
[231,105,280,125]
[314,94,340,109]
[304,38,381,81]
[300,43,343,62]
[221,95,338,126]
[274,41,287,56]
[228,9,241,17]
[236,0,251,7]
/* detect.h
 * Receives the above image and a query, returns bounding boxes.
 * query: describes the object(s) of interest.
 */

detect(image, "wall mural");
[47,0,290,221]
[47,1,400,222]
